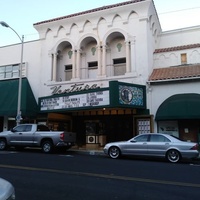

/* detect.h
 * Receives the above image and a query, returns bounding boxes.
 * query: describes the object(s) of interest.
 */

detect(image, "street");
[0,149,200,200]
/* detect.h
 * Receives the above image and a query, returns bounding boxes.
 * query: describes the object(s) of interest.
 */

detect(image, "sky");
[0,0,200,47]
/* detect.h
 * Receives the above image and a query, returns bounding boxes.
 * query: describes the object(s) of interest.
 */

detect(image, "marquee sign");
[40,90,109,111]
[39,81,146,112]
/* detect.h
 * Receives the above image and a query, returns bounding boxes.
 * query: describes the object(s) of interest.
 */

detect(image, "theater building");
[1,0,200,148]
[33,0,157,148]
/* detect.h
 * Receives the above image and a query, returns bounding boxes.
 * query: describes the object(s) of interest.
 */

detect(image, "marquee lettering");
[51,83,100,95]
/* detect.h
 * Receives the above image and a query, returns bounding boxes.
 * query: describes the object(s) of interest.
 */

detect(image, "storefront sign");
[40,90,109,111]
[119,85,144,106]
[51,83,100,95]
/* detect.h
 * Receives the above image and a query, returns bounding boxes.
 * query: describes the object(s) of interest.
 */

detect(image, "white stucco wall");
[157,26,200,49]
[154,47,200,68]
[33,0,161,98]
[0,40,41,102]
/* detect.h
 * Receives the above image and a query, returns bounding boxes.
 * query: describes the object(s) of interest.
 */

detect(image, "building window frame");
[0,64,20,80]
[181,53,187,64]
[65,65,72,81]
[113,57,126,76]
[88,61,98,69]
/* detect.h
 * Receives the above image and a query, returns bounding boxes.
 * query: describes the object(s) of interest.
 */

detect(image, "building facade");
[149,28,200,143]
[0,0,200,148]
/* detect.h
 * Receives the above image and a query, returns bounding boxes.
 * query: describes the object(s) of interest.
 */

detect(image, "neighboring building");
[148,27,200,143]
[0,0,200,148]
[0,41,41,130]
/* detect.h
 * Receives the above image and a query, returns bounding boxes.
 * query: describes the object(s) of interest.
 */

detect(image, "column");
[97,45,102,76]
[130,37,136,72]
[102,45,106,76]
[76,49,81,79]
[72,50,76,79]
[52,53,58,81]
[125,41,131,73]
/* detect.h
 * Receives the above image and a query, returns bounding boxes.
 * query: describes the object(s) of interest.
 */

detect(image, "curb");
[68,149,105,156]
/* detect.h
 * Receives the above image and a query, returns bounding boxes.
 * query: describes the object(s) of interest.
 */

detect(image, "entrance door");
[179,120,198,142]
[85,121,99,144]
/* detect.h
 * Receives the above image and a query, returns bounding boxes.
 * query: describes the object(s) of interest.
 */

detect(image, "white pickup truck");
[0,124,76,153]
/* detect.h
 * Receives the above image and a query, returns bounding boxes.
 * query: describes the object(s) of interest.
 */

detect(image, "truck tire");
[0,138,7,150]
[41,140,53,153]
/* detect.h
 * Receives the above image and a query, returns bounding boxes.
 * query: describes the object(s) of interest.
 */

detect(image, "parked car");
[0,124,76,153]
[0,178,15,200]
[103,133,199,163]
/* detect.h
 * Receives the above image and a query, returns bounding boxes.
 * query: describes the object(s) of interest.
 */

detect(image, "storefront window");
[158,121,179,137]
[137,119,151,134]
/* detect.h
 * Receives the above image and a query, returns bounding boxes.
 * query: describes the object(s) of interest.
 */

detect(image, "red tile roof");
[34,0,145,26]
[154,44,200,53]
[148,64,200,82]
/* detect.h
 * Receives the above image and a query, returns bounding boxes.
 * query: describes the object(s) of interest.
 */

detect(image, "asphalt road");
[0,149,200,200]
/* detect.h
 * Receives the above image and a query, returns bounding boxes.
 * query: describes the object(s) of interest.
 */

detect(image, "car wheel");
[41,140,53,153]
[108,146,121,159]
[0,139,7,150]
[166,149,181,163]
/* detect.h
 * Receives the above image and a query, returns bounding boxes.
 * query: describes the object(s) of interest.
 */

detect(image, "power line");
[158,6,200,15]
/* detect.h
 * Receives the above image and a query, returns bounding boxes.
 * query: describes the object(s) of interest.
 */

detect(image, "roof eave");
[147,76,200,84]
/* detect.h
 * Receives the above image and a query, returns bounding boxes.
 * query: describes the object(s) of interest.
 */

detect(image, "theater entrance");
[73,115,133,148]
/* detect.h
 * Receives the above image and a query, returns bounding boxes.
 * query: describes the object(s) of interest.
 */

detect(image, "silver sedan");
[103,133,199,163]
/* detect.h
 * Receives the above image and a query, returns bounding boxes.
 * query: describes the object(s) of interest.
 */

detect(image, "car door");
[10,125,34,146]
[19,125,34,146]
[123,134,149,156]
[148,134,171,157]
[9,125,27,145]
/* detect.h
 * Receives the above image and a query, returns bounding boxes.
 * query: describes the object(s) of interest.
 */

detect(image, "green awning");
[0,78,38,117]
[156,93,200,120]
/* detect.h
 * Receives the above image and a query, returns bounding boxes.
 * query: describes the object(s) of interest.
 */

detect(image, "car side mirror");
[11,128,16,132]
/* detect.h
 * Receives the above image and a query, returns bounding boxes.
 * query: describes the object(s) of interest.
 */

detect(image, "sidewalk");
[68,146,105,156]
[69,149,104,156]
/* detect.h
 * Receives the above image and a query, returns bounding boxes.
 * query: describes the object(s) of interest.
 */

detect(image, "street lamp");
[0,21,24,125]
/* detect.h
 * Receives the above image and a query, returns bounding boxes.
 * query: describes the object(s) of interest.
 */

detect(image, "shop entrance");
[73,115,133,148]
[157,119,200,143]
[179,120,199,142]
